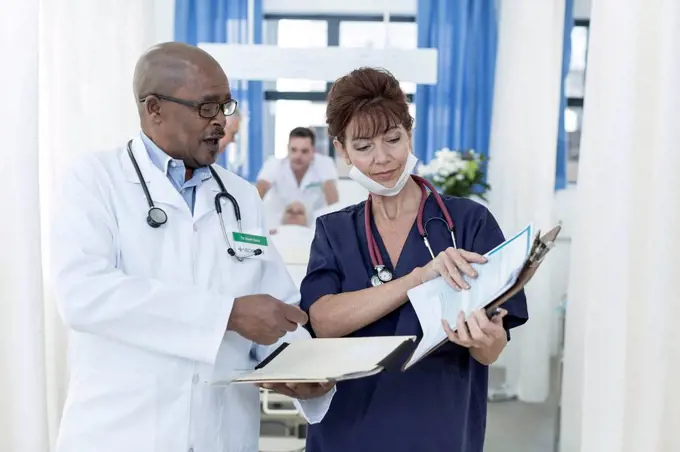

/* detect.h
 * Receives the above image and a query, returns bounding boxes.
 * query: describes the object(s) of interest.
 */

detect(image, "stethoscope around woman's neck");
[365,174,457,287]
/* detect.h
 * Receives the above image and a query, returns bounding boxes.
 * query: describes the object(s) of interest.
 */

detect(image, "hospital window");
[565,20,590,184]
[264,14,417,163]
[274,19,328,93]
[338,21,418,94]
[272,100,328,157]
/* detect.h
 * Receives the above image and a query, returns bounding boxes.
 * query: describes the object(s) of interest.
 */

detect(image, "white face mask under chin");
[348,153,419,197]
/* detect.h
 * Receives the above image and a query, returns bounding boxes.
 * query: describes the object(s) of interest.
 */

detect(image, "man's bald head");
[133,42,224,107]
[132,42,232,169]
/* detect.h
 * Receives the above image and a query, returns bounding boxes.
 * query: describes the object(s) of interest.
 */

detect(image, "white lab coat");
[51,136,334,452]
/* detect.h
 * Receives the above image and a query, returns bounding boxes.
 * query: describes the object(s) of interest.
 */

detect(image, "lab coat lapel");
[121,137,187,212]
[193,174,221,222]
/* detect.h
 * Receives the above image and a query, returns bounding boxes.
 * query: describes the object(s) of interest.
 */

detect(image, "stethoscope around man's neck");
[365,174,457,287]
[126,139,261,261]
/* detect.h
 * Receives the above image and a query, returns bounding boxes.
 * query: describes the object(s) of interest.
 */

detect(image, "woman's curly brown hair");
[326,67,414,146]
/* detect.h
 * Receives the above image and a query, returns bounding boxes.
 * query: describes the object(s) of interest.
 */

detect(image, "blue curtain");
[415,0,498,177]
[555,0,574,190]
[174,0,264,181]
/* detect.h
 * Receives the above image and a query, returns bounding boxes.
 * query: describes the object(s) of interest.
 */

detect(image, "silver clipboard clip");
[527,225,561,267]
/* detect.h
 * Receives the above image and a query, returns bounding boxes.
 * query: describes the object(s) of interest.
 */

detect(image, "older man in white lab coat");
[51,42,334,452]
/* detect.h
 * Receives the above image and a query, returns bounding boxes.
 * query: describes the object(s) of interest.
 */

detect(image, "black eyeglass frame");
[140,94,238,119]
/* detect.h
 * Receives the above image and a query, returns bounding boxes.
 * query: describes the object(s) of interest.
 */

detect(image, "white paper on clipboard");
[404,224,534,369]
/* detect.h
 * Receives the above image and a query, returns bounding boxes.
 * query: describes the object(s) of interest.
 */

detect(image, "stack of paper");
[403,224,561,370]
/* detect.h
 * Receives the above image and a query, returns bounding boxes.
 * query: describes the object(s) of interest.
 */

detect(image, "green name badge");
[232,232,268,247]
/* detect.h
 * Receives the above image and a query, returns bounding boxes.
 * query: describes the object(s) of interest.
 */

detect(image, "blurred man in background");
[256,127,339,228]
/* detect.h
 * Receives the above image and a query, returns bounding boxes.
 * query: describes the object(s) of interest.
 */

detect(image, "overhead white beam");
[262,0,417,16]
[199,43,438,84]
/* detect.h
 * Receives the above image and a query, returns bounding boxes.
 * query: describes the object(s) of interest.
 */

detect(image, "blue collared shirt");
[140,132,212,214]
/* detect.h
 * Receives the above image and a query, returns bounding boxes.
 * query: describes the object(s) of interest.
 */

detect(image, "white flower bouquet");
[416,148,491,201]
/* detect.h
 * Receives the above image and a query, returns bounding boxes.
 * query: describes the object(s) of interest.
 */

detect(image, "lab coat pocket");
[209,332,255,384]
[62,369,157,452]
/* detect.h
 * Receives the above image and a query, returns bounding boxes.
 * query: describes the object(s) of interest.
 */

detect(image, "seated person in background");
[256,127,339,226]
[282,201,308,226]
[270,201,309,235]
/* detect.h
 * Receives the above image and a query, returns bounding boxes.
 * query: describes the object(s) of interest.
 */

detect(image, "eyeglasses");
[140,94,238,119]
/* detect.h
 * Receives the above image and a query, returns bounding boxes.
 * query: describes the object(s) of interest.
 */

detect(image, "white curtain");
[0,1,169,450]
[0,0,50,450]
[40,1,169,447]
[486,0,566,403]
[560,0,680,450]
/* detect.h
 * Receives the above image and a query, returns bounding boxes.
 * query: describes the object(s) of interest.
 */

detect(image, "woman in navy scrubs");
[299,67,529,452]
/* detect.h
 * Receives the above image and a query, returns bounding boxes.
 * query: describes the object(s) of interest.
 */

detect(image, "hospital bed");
[268,224,315,287]
[259,389,307,452]
[259,437,305,452]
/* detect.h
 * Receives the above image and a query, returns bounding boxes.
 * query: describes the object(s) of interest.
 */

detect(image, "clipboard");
[483,225,561,314]
[401,225,562,370]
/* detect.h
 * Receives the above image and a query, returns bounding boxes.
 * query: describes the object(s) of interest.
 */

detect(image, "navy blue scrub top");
[299,194,529,452]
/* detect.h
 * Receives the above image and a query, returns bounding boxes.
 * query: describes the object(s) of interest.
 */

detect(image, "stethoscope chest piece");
[126,140,169,229]
[147,206,168,228]
[376,265,393,283]
[371,265,393,287]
